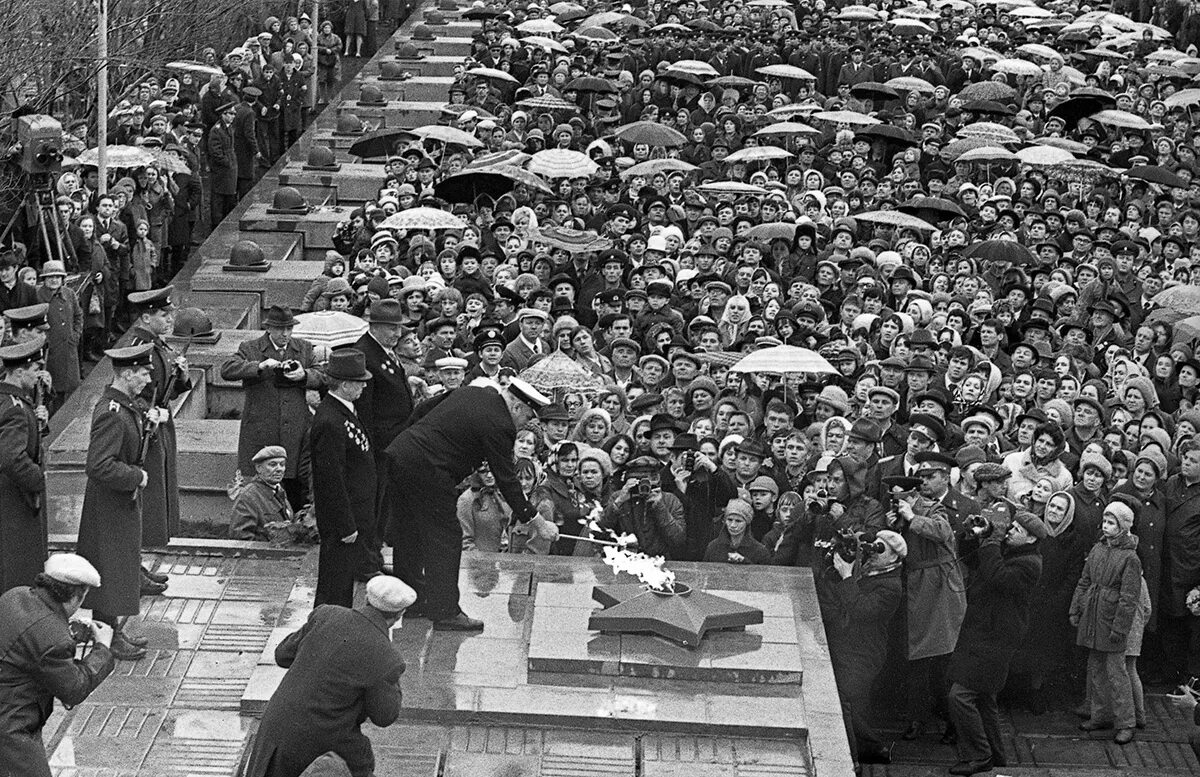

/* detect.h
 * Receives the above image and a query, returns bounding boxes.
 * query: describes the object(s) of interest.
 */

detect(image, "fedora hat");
[369,298,404,325]
[263,305,298,328]
[326,349,372,381]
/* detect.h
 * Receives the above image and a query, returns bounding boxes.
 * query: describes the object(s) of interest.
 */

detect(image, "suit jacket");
[93,218,130,283]
[310,395,377,543]
[353,332,413,451]
[243,604,403,777]
[499,336,550,372]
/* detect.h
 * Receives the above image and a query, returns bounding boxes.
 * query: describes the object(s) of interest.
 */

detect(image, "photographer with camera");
[946,483,1047,776]
[885,465,968,743]
[0,554,115,776]
[662,433,737,561]
[823,526,906,768]
[812,457,887,544]
[597,455,685,560]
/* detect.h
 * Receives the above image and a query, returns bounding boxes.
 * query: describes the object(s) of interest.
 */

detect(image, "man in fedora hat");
[221,305,326,510]
[352,299,414,580]
[385,377,559,631]
[311,349,376,608]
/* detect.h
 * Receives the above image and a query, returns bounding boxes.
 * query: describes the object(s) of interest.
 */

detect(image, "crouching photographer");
[597,456,685,559]
[822,527,907,769]
[0,554,116,775]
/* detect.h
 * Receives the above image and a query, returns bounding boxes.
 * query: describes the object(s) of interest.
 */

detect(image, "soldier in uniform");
[0,336,50,593]
[75,343,158,661]
[310,349,376,608]
[127,286,191,595]
[352,299,413,580]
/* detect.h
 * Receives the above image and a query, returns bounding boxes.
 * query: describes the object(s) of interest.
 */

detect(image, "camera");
[274,360,304,387]
[281,360,301,372]
[965,514,993,537]
[683,451,697,470]
[17,114,63,174]
[806,489,830,513]
[68,619,93,645]
[817,528,886,563]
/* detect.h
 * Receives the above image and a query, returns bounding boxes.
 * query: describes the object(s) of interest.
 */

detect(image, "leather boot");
[141,565,169,584]
[109,629,147,661]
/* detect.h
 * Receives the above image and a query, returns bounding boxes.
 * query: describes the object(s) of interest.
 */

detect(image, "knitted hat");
[875,529,908,559]
[1123,376,1158,409]
[724,498,753,520]
[1079,453,1113,481]
[688,376,719,399]
[816,385,851,415]
[1105,501,1135,532]
[1135,448,1168,479]
[1042,398,1074,429]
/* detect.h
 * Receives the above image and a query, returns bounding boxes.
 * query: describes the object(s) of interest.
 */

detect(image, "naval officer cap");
[508,376,551,409]
[44,553,102,587]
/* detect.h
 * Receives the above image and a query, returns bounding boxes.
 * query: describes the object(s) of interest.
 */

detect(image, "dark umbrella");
[964,239,1038,266]
[462,6,503,19]
[688,19,721,31]
[961,99,1015,116]
[898,196,967,222]
[1048,93,1117,129]
[556,8,589,23]
[1126,165,1188,189]
[658,71,706,88]
[708,75,761,89]
[850,82,899,102]
[565,76,618,94]
[347,127,416,158]
[434,168,553,203]
[855,124,917,146]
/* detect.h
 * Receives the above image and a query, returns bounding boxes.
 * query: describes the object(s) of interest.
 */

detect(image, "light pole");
[96,0,108,194]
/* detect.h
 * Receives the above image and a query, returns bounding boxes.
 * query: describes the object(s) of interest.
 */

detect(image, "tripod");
[0,173,71,267]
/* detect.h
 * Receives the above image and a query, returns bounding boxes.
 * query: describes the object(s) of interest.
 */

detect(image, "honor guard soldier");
[127,286,191,594]
[0,335,50,593]
[76,343,158,660]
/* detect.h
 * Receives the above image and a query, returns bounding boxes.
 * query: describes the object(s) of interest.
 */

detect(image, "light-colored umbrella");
[886,76,937,94]
[1081,47,1130,61]
[1017,42,1063,61]
[166,60,224,77]
[1010,5,1054,17]
[744,222,799,241]
[581,10,631,27]
[379,207,467,231]
[754,121,821,137]
[517,19,563,34]
[621,158,698,178]
[767,103,823,119]
[1016,145,1076,165]
[812,110,881,126]
[853,210,940,231]
[1151,285,1200,315]
[77,145,155,168]
[1089,109,1151,130]
[519,351,604,394]
[956,146,1018,163]
[756,64,816,81]
[1147,49,1187,62]
[521,35,569,53]
[574,26,619,42]
[467,67,518,84]
[613,121,688,147]
[293,311,369,348]
[528,148,599,178]
[409,124,484,147]
[990,58,1045,77]
[957,122,1020,144]
[837,5,882,21]
[697,181,768,196]
[668,60,720,77]
[1165,89,1200,109]
[730,345,837,375]
[516,93,578,112]
[466,149,531,169]
[538,226,612,253]
[722,146,793,164]
[890,18,934,34]
[1035,136,1091,153]
[958,81,1018,101]
[150,149,191,175]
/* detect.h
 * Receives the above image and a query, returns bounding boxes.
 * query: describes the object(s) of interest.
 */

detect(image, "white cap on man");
[365,575,417,613]
[44,554,102,587]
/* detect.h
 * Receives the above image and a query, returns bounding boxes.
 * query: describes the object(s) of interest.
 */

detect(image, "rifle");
[137,337,193,465]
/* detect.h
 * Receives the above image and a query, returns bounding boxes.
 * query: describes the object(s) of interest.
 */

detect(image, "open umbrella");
[722,146,793,164]
[744,222,799,242]
[613,121,687,147]
[1080,47,1129,61]
[885,76,937,94]
[1017,42,1063,61]
[293,311,369,348]
[347,127,416,158]
[379,207,467,231]
[812,110,880,126]
[756,64,817,81]
[855,125,917,145]
[942,136,996,161]
[957,122,1020,144]
[1089,109,1151,130]
[77,145,155,168]
[519,351,604,396]
[581,10,632,27]
[149,149,191,175]
[890,18,934,35]
[1047,93,1117,128]
[1165,89,1200,109]
[958,81,1018,102]
[651,22,691,32]
[698,181,768,196]
[853,210,939,232]
[621,158,698,178]
[516,94,578,112]
[1016,145,1076,165]
[1126,165,1188,189]
[517,19,563,34]
[521,35,569,53]
[1151,286,1200,316]
[465,150,531,169]
[462,6,504,20]
[962,99,1015,116]
[467,67,518,84]
[538,226,612,253]
[767,103,824,119]
[730,345,836,375]
[898,197,967,221]
[528,148,599,178]
[837,5,882,21]
[687,19,721,31]
[435,167,553,202]
[990,58,1045,77]
[668,60,720,78]
[754,121,821,137]
[166,60,224,77]
[708,75,762,89]
[1034,136,1090,153]
[573,26,620,42]
[957,146,1018,163]
[658,71,707,88]
[1147,49,1188,62]
[565,76,617,94]
[964,238,1038,265]
[410,125,484,147]
[851,82,899,102]
[1050,158,1120,185]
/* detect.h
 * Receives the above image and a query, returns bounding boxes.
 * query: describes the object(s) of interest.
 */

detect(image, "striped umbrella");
[378,207,467,231]
[528,149,599,178]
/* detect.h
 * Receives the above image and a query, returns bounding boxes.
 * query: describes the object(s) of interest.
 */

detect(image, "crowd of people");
[10,0,1200,775]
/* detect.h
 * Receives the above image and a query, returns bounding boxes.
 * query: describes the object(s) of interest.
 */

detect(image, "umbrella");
[528,148,599,178]
[837,5,882,21]
[668,60,720,77]
[890,18,934,35]
[1176,57,1200,75]
[517,19,563,33]
[934,0,973,8]
[964,238,1038,265]
[730,345,836,375]
[410,125,484,147]
[166,60,224,77]
[149,149,191,175]
[722,146,793,164]
[651,22,690,32]
[696,351,746,369]
[621,158,698,178]
[1034,136,1091,153]
[521,35,569,53]
[519,351,604,395]
[898,197,967,221]
[77,145,155,167]
[465,150,530,169]
[989,58,1044,77]
[574,26,620,42]
[767,103,823,119]
[516,94,578,112]
[1048,95,1116,127]
[581,10,632,27]
[549,1,584,11]
[812,110,880,126]
[756,64,816,81]
[895,5,939,18]
[961,46,1003,64]
[1017,42,1063,61]
[1010,5,1054,16]
[613,121,687,147]
[1081,47,1129,60]
[462,6,504,19]
[379,207,467,231]
[686,19,721,31]
[1049,158,1120,184]
[744,222,798,241]
[537,226,612,254]
[957,146,1018,163]
[1016,145,1076,165]
[708,75,762,89]
[658,71,707,89]
[1126,165,1188,189]
[961,99,1015,116]
[958,81,1018,102]
[1151,286,1200,315]
[885,76,937,94]
[1147,49,1188,62]
[467,67,518,84]
[754,121,821,137]
[434,167,553,202]
[850,82,899,102]
[853,210,939,232]
[564,76,617,94]
[1165,89,1200,109]
[957,122,1020,144]
[747,0,790,5]
[697,181,768,196]
[1146,64,1189,79]
[941,136,996,161]
[347,127,416,158]
[1089,109,1151,130]
[293,311,369,348]
[555,7,589,22]
[855,125,917,145]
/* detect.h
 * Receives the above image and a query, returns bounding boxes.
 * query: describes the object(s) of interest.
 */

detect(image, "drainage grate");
[139,597,218,625]
[222,576,296,602]
[197,623,273,653]
[173,677,249,710]
[541,754,635,777]
[141,738,244,776]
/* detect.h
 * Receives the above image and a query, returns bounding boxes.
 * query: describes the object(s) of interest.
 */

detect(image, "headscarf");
[1044,490,1076,538]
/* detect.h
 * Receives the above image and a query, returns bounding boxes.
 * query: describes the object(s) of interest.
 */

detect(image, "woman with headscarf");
[1070,501,1145,745]
[531,441,591,556]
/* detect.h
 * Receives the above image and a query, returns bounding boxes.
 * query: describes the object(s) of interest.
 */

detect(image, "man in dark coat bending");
[241,575,415,777]
[385,378,559,631]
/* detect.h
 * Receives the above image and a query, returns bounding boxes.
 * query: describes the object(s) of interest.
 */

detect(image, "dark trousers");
[948,682,1004,764]
[907,653,951,721]
[390,459,462,620]
[315,538,358,608]
[211,192,237,227]
[237,176,254,200]
[282,477,308,513]
[1161,615,1200,679]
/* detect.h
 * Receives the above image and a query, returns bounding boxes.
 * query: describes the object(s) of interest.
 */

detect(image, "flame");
[601,546,676,593]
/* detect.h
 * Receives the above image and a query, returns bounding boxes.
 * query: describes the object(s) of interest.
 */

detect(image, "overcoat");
[206,119,238,197]
[1111,480,1166,630]
[0,383,46,593]
[35,284,82,395]
[1070,532,1143,652]
[310,396,377,545]
[1163,474,1200,618]
[241,605,403,777]
[76,387,145,617]
[0,586,114,777]
[901,496,967,660]
[221,333,322,479]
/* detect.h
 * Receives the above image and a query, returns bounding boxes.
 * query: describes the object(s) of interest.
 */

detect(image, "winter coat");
[1111,480,1166,631]
[900,496,966,660]
[1163,475,1200,618]
[824,564,904,698]
[130,237,158,291]
[1016,516,1090,674]
[35,284,81,395]
[599,492,686,560]
[207,120,238,196]
[949,538,1042,694]
[0,383,46,594]
[230,477,294,542]
[703,529,772,565]
[1002,448,1073,502]
[457,487,511,552]
[1070,532,1143,653]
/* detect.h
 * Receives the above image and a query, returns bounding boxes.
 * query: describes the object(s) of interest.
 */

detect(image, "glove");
[529,516,559,542]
